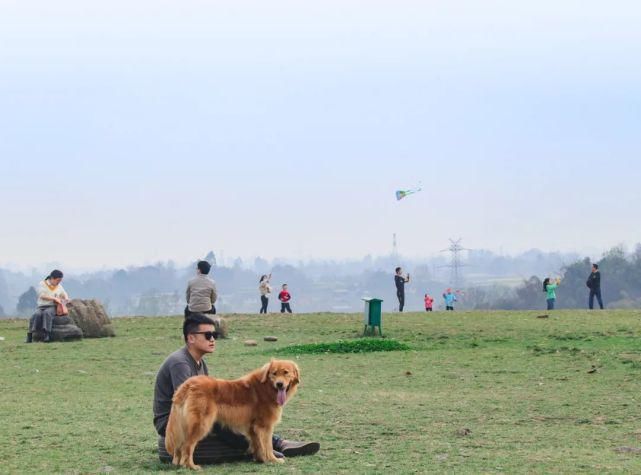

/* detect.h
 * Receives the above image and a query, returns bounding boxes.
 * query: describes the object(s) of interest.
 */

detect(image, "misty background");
[2,243,641,318]
[2,1,640,315]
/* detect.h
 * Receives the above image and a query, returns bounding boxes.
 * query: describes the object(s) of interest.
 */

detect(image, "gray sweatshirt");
[153,347,208,435]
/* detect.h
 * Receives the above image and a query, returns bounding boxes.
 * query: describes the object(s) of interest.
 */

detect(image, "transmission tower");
[439,238,470,288]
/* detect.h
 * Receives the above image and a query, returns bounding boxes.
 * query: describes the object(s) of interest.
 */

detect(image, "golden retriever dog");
[165,359,300,470]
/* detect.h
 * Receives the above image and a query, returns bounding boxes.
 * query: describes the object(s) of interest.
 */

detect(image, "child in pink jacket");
[424,294,434,312]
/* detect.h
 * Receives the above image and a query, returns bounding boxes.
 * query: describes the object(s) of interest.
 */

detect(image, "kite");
[395,185,422,201]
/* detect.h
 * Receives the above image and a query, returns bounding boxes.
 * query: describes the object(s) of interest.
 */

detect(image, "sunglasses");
[191,331,219,341]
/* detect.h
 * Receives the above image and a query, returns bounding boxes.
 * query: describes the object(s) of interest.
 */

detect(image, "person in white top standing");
[26,269,70,343]
[259,274,272,314]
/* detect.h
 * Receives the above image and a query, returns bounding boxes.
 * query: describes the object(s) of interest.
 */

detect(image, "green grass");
[2,310,641,473]
[275,338,410,355]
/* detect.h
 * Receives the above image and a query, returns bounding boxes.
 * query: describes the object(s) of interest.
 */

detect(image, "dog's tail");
[165,380,193,455]
[172,379,193,406]
[165,408,177,456]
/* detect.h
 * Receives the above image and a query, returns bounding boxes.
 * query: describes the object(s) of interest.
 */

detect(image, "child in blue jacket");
[443,289,457,311]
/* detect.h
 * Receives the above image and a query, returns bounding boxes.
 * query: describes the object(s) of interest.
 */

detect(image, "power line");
[439,238,471,288]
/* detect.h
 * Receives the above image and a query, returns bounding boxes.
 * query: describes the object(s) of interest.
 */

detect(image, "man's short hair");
[395,267,401,273]
[183,313,216,342]
[197,260,212,275]
[593,263,599,270]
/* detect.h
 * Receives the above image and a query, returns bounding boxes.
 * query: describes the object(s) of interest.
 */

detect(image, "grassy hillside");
[1,310,641,473]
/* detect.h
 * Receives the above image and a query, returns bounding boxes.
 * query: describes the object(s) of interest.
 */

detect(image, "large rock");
[68,299,116,338]
[51,323,84,341]
[33,317,83,342]
[212,317,229,339]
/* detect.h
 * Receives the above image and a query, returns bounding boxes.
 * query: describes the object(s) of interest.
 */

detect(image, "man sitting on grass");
[152,313,320,464]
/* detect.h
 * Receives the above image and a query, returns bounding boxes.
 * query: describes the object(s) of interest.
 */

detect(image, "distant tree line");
[1,247,638,317]
[482,245,641,310]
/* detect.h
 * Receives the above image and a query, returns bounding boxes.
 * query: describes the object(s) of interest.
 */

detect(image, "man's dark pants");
[260,296,268,314]
[158,423,282,464]
[589,289,604,309]
[397,290,405,312]
[213,423,281,451]
[280,303,292,313]
[184,305,216,318]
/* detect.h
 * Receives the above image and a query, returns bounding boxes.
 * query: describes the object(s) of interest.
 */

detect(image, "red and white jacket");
[278,290,291,303]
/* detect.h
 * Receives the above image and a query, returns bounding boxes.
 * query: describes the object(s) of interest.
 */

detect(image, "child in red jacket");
[424,293,434,312]
[278,284,293,313]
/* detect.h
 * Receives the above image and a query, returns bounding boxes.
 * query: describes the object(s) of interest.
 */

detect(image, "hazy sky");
[1,1,640,269]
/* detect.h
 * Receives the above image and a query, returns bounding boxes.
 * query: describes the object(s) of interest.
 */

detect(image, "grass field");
[2,310,641,474]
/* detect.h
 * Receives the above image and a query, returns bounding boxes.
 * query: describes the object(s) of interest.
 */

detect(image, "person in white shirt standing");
[26,269,70,343]
[259,274,272,314]
[185,261,218,318]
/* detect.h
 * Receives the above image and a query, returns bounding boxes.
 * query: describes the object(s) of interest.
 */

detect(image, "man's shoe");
[277,440,320,457]
[43,331,51,343]
[273,450,284,459]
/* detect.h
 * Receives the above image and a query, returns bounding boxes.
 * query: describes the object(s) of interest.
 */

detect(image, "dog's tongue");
[277,388,287,406]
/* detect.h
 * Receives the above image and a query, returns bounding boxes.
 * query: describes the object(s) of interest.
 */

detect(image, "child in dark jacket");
[278,284,292,313]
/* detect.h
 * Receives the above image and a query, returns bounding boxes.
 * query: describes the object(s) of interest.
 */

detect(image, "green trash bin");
[362,298,383,336]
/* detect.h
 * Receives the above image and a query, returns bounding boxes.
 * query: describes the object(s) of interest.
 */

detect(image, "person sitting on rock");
[185,260,218,318]
[153,313,320,465]
[26,269,70,343]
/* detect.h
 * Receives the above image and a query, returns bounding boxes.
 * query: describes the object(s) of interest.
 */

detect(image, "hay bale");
[244,340,258,346]
[264,336,278,342]
[68,299,115,338]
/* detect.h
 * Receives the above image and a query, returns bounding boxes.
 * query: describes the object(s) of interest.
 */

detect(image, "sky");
[1,1,640,269]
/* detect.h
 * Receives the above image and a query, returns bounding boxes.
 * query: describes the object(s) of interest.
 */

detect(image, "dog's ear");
[259,360,272,383]
[292,362,300,385]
